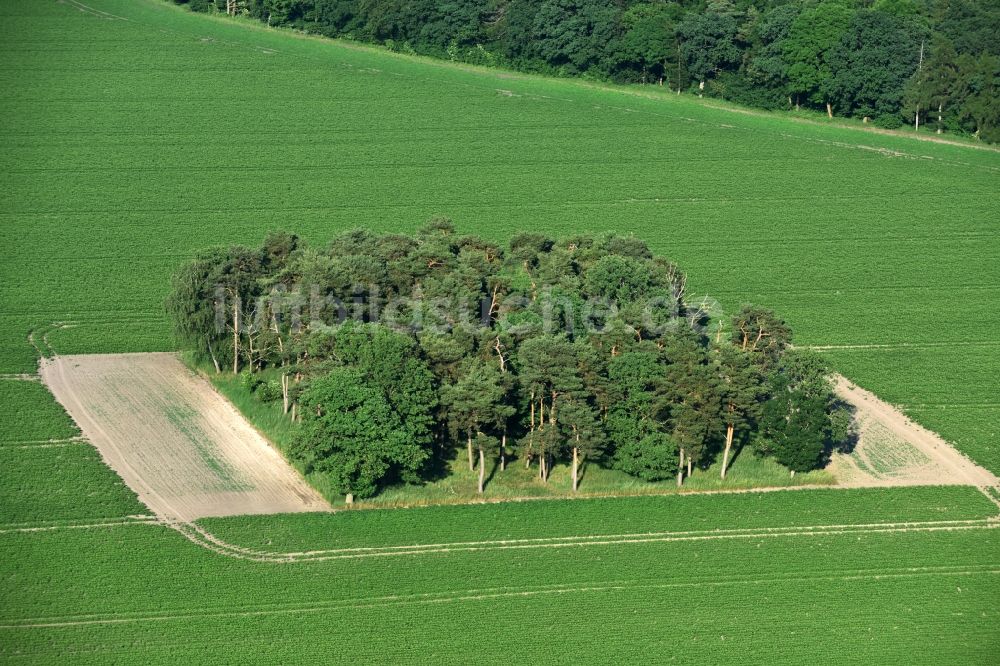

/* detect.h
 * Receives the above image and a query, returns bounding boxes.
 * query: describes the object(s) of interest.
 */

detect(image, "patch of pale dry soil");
[40,353,330,521]
[828,375,998,490]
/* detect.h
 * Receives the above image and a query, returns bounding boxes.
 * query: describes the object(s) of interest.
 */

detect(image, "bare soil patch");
[40,353,330,521]
[828,375,999,490]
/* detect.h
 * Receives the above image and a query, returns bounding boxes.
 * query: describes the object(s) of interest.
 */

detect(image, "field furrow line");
[900,403,1000,409]
[60,0,129,21]
[0,436,87,448]
[6,190,988,216]
[172,519,1000,563]
[0,517,156,534]
[807,341,1000,351]
[0,374,40,382]
[4,565,998,630]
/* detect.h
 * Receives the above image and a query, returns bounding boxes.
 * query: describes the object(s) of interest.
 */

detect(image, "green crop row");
[4,519,998,621]
[199,485,997,554]
[1,520,997,662]
[0,2,998,661]
[4,573,997,664]
[0,379,78,443]
[0,444,146,526]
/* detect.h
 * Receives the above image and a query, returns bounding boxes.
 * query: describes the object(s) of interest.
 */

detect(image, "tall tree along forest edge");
[167,221,853,502]
[173,0,1000,143]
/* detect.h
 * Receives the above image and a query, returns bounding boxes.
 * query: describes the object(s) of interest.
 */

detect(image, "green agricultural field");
[2,435,999,662]
[1,0,999,662]
[2,0,998,473]
[0,379,78,444]
[4,360,996,662]
[197,485,996,554]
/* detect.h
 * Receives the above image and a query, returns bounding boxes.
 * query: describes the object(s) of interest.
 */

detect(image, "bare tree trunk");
[676,46,682,95]
[271,313,284,354]
[526,394,535,468]
[500,432,506,471]
[345,493,353,505]
[281,374,290,414]
[677,448,685,487]
[290,402,296,422]
[467,435,474,472]
[477,447,485,494]
[914,40,925,132]
[721,422,735,479]
[232,298,240,374]
[687,458,693,478]
[493,336,505,371]
[937,103,943,134]
[535,400,546,477]
[531,396,536,432]
[826,102,833,119]
[246,327,255,372]
[207,340,221,374]
[572,446,579,492]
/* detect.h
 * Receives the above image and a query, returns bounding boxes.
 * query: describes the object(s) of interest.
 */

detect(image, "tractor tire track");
[4,565,998,630]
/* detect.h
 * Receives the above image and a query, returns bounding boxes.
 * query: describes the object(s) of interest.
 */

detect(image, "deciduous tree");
[291,368,429,500]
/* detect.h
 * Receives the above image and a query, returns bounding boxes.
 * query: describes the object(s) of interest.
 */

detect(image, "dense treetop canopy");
[168,221,852,498]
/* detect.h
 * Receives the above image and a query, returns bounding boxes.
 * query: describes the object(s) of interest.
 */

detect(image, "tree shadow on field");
[483,458,500,491]
[420,442,457,484]
[820,399,859,467]
[726,442,747,471]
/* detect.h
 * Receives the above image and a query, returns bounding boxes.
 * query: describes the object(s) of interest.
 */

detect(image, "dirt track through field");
[40,353,330,521]
[168,516,999,563]
[829,375,1000,490]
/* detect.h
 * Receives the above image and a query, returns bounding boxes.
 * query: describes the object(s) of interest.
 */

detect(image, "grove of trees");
[175,0,1000,142]
[167,221,852,500]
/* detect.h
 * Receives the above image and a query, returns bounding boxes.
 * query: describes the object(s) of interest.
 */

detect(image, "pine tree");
[713,345,765,479]
[441,359,512,492]
[661,330,722,485]
[515,335,583,480]
[557,397,605,491]
[731,306,792,369]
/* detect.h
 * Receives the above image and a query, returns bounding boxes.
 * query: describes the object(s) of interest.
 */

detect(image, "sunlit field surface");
[1,1,998,662]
